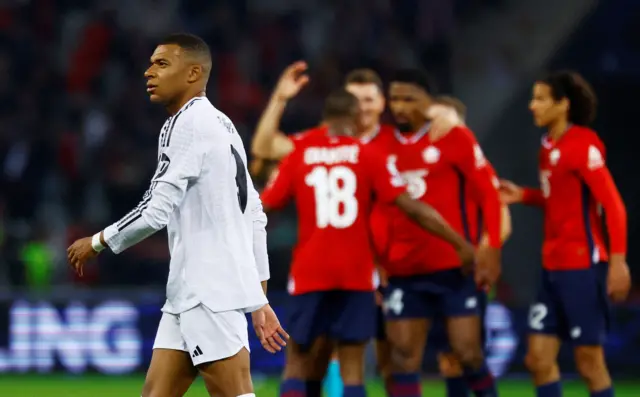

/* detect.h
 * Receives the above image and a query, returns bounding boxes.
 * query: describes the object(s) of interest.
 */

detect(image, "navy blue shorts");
[383,269,481,320]
[287,290,377,350]
[429,290,488,352]
[375,286,388,341]
[528,262,611,345]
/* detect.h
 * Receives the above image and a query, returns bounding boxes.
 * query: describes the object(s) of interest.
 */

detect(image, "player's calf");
[438,352,469,397]
[574,346,613,396]
[281,337,333,397]
[447,316,496,397]
[375,339,393,397]
[337,343,368,397]
[385,319,429,397]
[524,334,562,397]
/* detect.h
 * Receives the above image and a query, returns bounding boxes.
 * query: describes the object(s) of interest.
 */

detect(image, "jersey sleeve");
[522,188,545,206]
[260,151,297,210]
[574,140,627,255]
[450,127,502,248]
[248,177,270,282]
[363,146,406,204]
[103,117,204,254]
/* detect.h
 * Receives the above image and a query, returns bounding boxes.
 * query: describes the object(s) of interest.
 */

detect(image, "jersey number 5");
[305,166,358,229]
[231,145,248,213]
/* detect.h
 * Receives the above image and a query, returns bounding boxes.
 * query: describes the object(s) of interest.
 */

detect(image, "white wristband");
[91,232,105,253]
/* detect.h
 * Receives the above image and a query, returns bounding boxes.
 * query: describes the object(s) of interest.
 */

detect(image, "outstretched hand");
[498,179,524,204]
[273,61,310,102]
[426,104,464,141]
[252,304,289,353]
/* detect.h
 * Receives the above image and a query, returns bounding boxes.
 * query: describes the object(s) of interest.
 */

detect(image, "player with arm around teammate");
[500,71,630,397]
[378,70,503,397]
[66,33,287,397]
[261,89,476,397]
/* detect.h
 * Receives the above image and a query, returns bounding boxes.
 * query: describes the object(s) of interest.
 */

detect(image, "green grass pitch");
[0,375,638,396]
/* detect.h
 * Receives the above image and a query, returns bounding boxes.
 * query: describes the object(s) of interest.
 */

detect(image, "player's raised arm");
[251,61,309,161]
[575,141,630,302]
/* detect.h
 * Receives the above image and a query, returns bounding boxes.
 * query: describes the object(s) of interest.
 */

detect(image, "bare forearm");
[395,194,468,249]
[414,206,468,250]
[252,96,291,159]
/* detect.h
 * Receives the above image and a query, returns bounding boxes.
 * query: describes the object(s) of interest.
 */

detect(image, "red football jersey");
[372,125,502,276]
[261,131,406,294]
[363,124,397,261]
[291,126,327,148]
[522,125,627,270]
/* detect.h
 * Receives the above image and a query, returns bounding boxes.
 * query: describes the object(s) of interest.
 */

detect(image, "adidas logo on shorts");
[192,345,204,358]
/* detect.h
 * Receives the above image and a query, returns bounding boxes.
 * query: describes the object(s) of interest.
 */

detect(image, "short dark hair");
[322,89,359,120]
[539,71,597,126]
[435,95,466,119]
[345,69,384,92]
[390,69,435,94]
[159,33,211,63]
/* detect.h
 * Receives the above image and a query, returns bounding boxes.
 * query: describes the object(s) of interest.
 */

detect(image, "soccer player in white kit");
[67,33,288,397]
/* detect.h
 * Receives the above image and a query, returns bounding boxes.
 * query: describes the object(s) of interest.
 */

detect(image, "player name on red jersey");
[261,129,406,295]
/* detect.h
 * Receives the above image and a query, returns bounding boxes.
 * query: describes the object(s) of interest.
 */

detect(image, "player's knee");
[525,351,555,375]
[337,343,367,384]
[451,342,483,369]
[340,361,365,384]
[390,345,422,372]
[375,341,393,379]
[141,378,167,397]
[282,356,306,379]
[377,358,392,380]
[574,347,608,381]
[438,353,463,377]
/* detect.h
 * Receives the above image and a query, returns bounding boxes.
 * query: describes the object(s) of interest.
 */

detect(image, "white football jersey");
[103,97,269,314]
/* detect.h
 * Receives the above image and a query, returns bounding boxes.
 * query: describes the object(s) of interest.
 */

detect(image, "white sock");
[237,394,255,397]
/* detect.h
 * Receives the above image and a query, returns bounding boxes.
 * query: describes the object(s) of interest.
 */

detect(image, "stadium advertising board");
[0,294,637,375]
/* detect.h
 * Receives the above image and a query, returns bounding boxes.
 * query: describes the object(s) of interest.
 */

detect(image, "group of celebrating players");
[253,63,631,397]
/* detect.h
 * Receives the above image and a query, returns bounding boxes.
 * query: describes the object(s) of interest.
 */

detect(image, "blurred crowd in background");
[0,0,638,304]
[0,0,502,290]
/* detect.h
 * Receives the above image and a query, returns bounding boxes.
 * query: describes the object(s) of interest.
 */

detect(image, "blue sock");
[463,363,498,397]
[306,380,323,397]
[446,376,470,397]
[324,360,343,397]
[343,385,367,397]
[389,373,421,397]
[591,388,613,397]
[281,378,306,397]
[536,381,561,397]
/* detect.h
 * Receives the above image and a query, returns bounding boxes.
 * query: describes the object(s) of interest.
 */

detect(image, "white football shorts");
[153,304,250,366]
